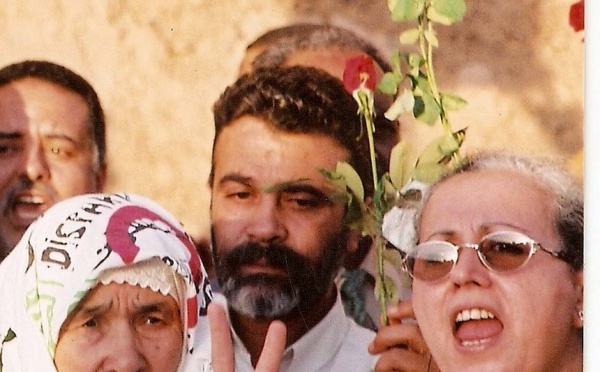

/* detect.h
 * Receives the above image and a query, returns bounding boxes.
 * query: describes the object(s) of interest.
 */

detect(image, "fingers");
[208,302,286,372]
[369,321,428,355]
[371,301,426,355]
[386,301,416,325]
[208,302,235,372]
[370,300,434,371]
[373,348,433,372]
[254,320,287,372]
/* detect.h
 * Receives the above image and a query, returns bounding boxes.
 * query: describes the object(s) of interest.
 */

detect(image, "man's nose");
[245,196,288,245]
[23,145,50,182]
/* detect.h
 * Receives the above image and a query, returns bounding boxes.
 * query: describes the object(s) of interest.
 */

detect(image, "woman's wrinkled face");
[54,282,183,372]
[412,169,583,372]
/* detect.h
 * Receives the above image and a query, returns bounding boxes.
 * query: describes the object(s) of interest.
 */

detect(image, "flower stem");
[375,235,389,325]
[420,2,451,132]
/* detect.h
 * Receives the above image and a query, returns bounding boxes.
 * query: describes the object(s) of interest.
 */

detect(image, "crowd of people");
[0,21,584,372]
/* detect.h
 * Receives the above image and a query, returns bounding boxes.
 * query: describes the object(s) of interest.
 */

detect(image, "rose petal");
[569,0,584,32]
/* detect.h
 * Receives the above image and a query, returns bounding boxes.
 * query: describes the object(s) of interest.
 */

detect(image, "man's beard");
[212,231,348,319]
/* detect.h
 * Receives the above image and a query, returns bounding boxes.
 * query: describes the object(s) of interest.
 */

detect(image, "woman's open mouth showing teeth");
[455,308,495,322]
[454,308,503,348]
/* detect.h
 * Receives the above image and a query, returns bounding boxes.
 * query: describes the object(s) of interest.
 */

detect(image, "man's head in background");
[0,60,106,260]
[239,23,398,177]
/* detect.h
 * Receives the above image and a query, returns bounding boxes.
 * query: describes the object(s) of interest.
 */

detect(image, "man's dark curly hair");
[210,65,373,196]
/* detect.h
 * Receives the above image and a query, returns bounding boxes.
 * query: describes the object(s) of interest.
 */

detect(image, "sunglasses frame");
[403,230,568,282]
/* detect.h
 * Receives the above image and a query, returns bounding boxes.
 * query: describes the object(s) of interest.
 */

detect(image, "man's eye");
[228,191,251,199]
[0,144,20,156]
[82,318,98,328]
[49,146,73,157]
[292,198,319,208]
[44,139,77,158]
[283,193,327,209]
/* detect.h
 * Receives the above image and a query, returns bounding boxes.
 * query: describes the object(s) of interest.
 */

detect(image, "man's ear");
[572,270,584,329]
[346,229,362,255]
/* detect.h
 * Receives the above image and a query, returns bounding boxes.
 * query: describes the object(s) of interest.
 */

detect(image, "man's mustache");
[217,242,310,275]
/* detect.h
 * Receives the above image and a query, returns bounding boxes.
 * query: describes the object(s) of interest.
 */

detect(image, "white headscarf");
[0,193,213,371]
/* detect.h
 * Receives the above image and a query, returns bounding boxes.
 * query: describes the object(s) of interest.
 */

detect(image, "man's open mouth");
[8,193,49,227]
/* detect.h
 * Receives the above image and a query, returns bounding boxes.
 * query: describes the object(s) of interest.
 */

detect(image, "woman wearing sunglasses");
[372,152,583,372]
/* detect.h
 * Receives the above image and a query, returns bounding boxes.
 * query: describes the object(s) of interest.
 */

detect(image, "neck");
[229,285,338,367]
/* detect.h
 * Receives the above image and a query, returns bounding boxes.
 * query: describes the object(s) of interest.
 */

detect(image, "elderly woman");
[372,152,583,372]
[0,193,213,371]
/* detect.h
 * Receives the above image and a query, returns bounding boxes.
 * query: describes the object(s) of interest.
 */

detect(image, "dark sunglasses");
[403,231,568,282]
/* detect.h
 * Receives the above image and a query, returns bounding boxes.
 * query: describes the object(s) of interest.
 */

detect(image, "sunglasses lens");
[407,242,458,281]
[479,234,533,271]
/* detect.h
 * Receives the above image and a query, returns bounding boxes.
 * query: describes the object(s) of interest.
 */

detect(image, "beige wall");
[1,0,583,238]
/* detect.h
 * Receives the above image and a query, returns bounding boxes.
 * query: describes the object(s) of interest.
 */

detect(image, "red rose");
[569,0,584,32]
[343,55,377,94]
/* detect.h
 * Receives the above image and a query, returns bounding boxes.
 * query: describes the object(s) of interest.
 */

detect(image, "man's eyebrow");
[276,183,326,195]
[264,180,331,199]
[43,133,79,144]
[0,132,21,140]
[217,173,252,187]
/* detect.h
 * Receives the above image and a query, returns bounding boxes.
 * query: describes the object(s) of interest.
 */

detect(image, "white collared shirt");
[213,292,378,371]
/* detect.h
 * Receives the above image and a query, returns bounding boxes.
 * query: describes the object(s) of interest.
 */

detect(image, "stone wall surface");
[0,0,584,238]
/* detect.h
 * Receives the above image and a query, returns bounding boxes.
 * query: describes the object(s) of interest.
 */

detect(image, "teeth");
[17,195,44,204]
[461,339,483,347]
[455,308,496,322]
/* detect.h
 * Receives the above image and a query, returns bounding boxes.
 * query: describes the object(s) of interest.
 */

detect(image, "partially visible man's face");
[282,47,393,115]
[0,78,104,260]
[210,116,351,318]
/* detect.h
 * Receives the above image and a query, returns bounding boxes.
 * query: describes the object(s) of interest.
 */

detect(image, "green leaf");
[411,129,466,183]
[336,162,364,201]
[317,169,350,205]
[0,329,16,372]
[383,177,398,202]
[345,192,372,234]
[2,330,15,343]
[424,30,439,48]
[441,93,468,111]
[406,53,424,77]
[388,0,425,22]
[399,28,420,45]
[383,247,404,268]
[390,51,402,75]
[418,131,461,164]
[320,166,373,235]
[427,0,466,25]
[411,76,440,125]
[427,6,453,25]
[389,141,409,189]
[384,89,414,121]
[413,94,440,126]
[412,160,447,184]
[377,72,401,95]
[375,273,399,303]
